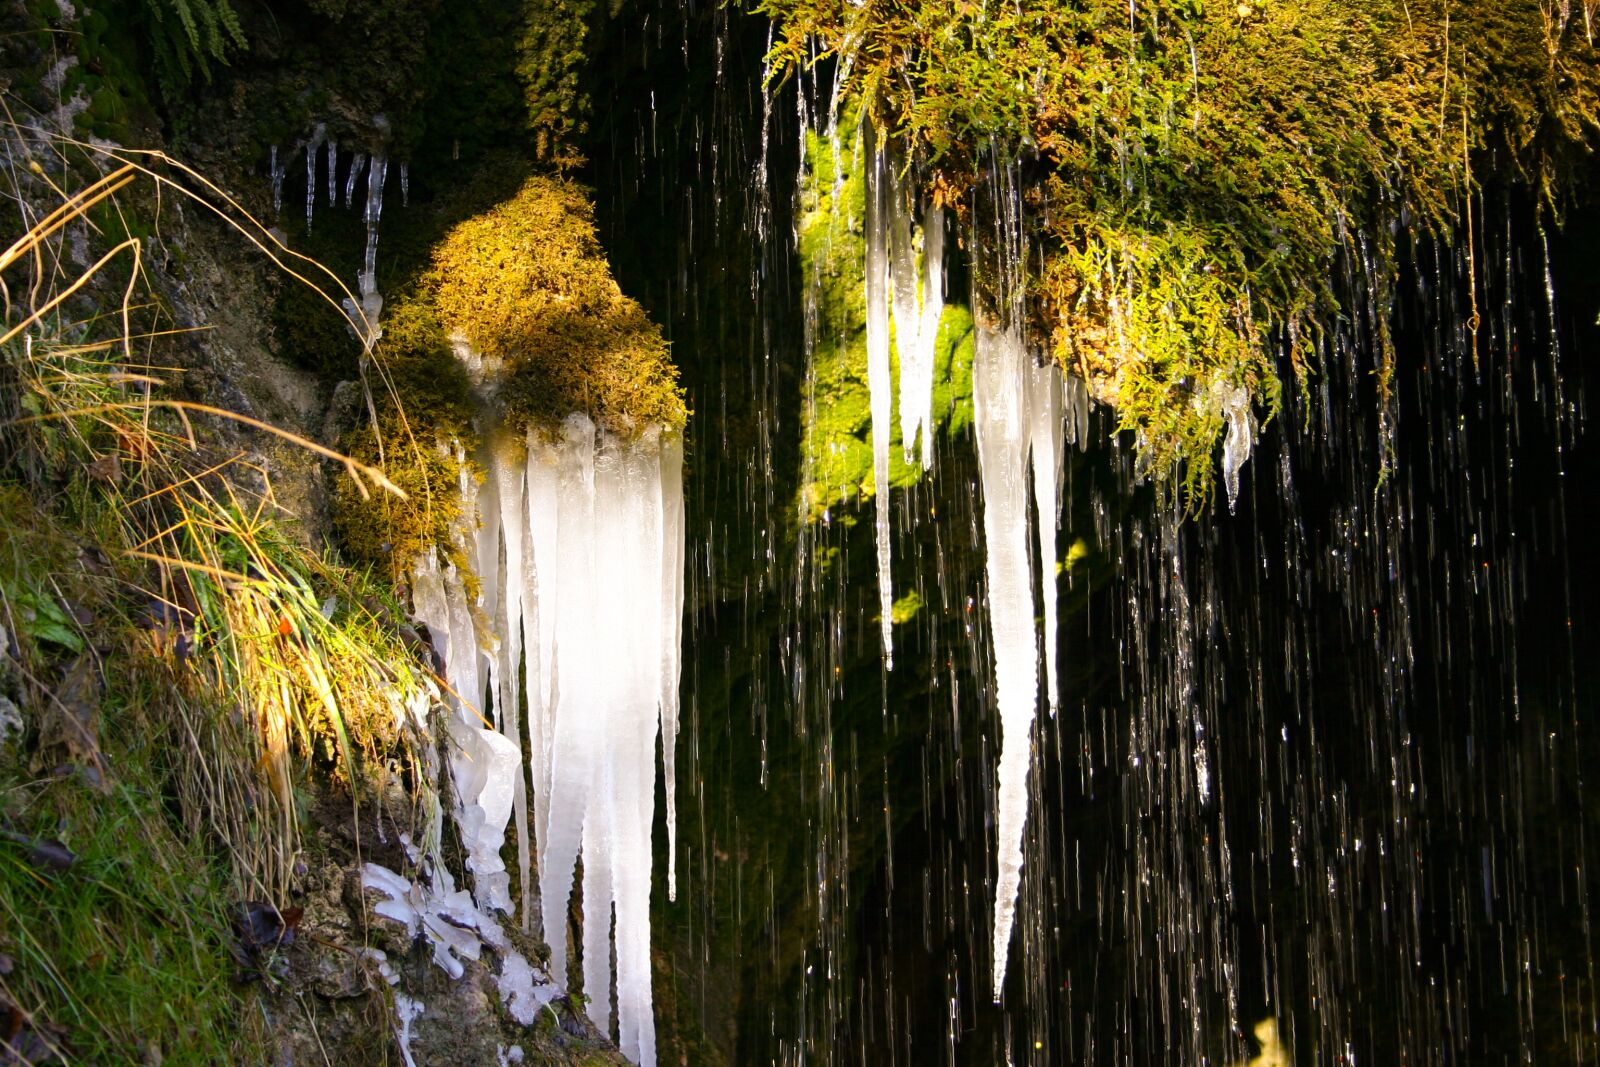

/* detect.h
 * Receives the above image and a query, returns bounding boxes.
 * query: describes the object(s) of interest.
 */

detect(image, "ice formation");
[862,120,896,668]
[410,412,685,1067]
[268,145,285,217]
[972,323,1078,999]
[860,120,947,668]
[1214,379,1257,511]
[306,124,325,234]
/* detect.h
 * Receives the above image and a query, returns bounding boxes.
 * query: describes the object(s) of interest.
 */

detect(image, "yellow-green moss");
[334,177,683,581]
[431,175,687,438]
[332,294,476,584]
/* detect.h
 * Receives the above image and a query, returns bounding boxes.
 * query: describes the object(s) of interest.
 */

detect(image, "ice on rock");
[973,323,1063,1000]
[862,118,896,668]
[360,862,485,980]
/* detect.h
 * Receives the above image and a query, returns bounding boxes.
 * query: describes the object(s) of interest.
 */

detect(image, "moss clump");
[333,296,477,584]
[758,0,1600,505]
[431,174,687,437]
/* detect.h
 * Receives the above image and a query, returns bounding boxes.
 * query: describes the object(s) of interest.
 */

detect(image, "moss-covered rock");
[431,174,687,436]
[757,0,1600,504]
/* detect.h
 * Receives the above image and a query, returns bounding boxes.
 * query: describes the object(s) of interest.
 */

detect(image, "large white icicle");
[974,323,1055,1000]
[862,119,896,669]
[510,417,679,1067]
[488,435,534,928]
[862,120,947,668]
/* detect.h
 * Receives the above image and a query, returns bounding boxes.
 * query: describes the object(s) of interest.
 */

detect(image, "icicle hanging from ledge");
[973,321,1076,1000]
[410,412,682,1067]
[861,118,946,669]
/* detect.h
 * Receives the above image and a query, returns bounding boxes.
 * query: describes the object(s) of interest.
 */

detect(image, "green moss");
[758,0,1600,506]
[332,294,476,583]
[797,114,975,518]
[430,174,687,437]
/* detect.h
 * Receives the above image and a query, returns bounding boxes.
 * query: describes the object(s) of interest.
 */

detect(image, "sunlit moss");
[758,0,1600,505]
[334,177,684,580]
[431,175,687,437]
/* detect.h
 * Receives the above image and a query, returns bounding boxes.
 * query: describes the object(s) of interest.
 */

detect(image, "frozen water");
[862,118,896,668]
[973,323,1043,999]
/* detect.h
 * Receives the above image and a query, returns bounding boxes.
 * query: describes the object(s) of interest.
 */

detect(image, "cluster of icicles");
[856,121,1090,998]
[406,414,685,1067]
[269,122,409,342]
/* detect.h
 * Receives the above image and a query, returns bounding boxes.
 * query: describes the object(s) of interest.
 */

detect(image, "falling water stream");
[265,4,1600,1064]
[570,6,1600,1064]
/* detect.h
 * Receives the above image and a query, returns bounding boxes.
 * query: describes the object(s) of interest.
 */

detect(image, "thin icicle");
[973,323,1040,1000]
[863,117,896,668]
[1026,356,1066,715]
[344,152,367,209]
[890,170,944,471]
[326,140,338,204]
[306,125,325,234]
[659,431,685,902]
[401,161,410,207]
[269,145,285,217]
[489,433,532,930]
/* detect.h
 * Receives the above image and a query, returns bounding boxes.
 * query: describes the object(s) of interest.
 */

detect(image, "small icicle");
[306,124,325,234]
[1026,356,1066,716]
[344,152,367,209]
[268,145,285,217]
[863,116,896,669]
[401,162,410,207]
[326,139,339,204]
[1217,381,1256,511]
[889,164,944,471]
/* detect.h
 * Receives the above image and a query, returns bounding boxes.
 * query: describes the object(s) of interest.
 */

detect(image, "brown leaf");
[85,454,120,484]
[32,656,103,785]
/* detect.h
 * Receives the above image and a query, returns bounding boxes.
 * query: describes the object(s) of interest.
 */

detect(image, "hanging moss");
[757,0,1600,505]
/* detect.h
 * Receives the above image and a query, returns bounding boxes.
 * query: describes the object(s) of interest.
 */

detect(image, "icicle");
[1063,369,1090,449]
[344,152,367,209]
[1026,356,1066,715]
[306,124,325,234]
[268,145,285,217]
[401,162,410,207]
[326,140,338,204]
[488,433,532,930]
[361,153,388,301]
[863,117,896,669]
[973,323,1041,1000]
[538,416,599,1001]
[1216,380,1256,511]
[524,431,561,885]
[659,431,685,902]
[889,173,944,471]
